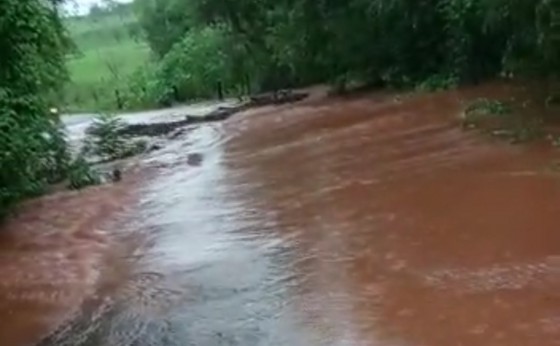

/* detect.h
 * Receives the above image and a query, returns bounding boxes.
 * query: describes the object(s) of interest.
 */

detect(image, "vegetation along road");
[0,0,558,345]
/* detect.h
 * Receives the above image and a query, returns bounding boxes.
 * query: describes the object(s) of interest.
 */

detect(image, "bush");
[156,26,231,100]
[0,0,73,216]
[84,113,128,160]
[67,156,102,190]
[83,113,147,161]
[121,63,169,109]
[133,0,559,98]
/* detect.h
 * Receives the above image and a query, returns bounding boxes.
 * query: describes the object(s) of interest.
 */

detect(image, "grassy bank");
[61,8,150,112]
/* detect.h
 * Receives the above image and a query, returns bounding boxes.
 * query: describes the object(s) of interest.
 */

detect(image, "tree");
[133,0,559,102]
[0,0,72,215]
[135,0,194,57]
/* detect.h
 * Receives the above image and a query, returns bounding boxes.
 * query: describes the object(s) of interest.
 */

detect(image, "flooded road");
[1,87,560,345]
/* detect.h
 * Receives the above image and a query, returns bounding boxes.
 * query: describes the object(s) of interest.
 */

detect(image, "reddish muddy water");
[1,85,559,345]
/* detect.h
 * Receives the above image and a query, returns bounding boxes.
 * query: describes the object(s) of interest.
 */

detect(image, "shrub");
[67,156,102,190]
[83,113,147,161]
[0,0,72,216]
[84,113,128,160]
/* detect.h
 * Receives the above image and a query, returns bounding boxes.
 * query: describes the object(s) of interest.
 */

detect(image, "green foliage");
[0,0,72,215]
[57,0,560,111]
[60,3,150,112]
[157,26,231,100]
[63,41,150,112]
[40,121,72,185]
[83,114,147,161]
[416,74,459,92]
[67,155,102,190]
[131,0,559,99]
[119,63,167,108]
[134,0,194,57]
[83,114,127,160]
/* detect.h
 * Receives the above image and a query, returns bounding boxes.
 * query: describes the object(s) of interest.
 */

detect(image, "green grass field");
[62,9,150,112]
[68,40,149,84]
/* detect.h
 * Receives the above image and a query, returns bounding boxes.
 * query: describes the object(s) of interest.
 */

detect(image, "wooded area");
[130,0,559,104]
[0,0,72,214]
[0,0,559,215]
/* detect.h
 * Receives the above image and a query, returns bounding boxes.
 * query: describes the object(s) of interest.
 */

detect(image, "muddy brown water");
[1,85,560,346]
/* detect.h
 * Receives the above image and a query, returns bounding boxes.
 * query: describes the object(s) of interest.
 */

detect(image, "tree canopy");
[1,0,558,214]
[132,0,559,101]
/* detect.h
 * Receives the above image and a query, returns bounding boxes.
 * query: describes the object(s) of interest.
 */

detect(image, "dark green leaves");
[0,0,70,216]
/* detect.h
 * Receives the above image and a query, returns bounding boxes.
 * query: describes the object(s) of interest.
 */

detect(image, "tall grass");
[62,9,150,112]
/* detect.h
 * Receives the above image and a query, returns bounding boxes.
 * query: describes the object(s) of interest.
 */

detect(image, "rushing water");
[1,87,559,346]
